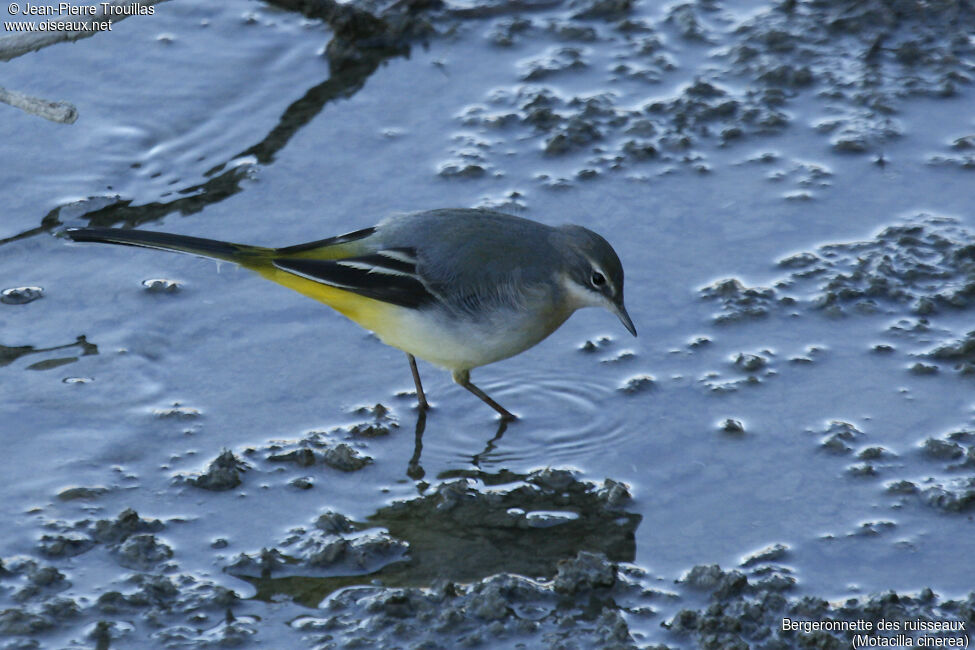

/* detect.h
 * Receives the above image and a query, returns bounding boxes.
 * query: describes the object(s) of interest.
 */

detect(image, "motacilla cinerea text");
[67,208,636,420]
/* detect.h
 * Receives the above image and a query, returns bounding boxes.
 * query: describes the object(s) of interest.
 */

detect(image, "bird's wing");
[273,226,378,259]
[271,248,437,309]
[369,209,565,312]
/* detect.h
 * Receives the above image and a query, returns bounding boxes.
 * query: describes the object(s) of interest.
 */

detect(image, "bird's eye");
[590,271,606,287]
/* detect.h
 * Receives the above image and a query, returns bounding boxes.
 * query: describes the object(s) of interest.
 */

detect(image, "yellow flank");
[217,236,389,330]
[157,236,406,352]
[252,264,399,338]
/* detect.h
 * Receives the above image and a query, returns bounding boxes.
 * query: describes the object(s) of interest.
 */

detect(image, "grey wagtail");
[66,208,636,420]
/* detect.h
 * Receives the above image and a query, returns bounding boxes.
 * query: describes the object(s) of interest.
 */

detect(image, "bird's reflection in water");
[228,403,641,607]
[406,408,426,480]
[406,408,510,481]
[233,463,640,607]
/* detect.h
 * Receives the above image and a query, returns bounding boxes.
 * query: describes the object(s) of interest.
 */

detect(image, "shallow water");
[3,0,975,647]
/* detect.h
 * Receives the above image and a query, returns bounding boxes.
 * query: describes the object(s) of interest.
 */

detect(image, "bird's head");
[556,224,637,337]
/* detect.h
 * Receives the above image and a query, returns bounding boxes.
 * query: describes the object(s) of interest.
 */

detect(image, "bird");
[66,208,636,420]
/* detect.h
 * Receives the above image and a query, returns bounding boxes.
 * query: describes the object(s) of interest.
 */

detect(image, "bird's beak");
[612,301,637,337]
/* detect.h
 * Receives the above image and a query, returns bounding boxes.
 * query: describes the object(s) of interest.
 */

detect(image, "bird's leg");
[407,354,429,411]
[452,370,517,421]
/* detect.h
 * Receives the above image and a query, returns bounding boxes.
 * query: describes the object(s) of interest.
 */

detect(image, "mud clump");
[520,46,588,81]
[0,287,43,305]
[217,469,650,646]
[268,447,317,467]
[227,469,641,612]
[321,443,373,471]
[347,403,399,437]
[740,542,789,568]
[893,430,975,513]
[115,534,174,571]
[56,486,109,501]
[702,216,975,324]
[729,0,975,152]
[184,449,247,491]
[571,0,633,21]
[38,508,167,564]
[141,277,181,293]
[1,516,238,647]
[699,278,783,324]
[698,350,777,393]
[619,374,655,394]
[443,0,975,185]
[553,550,617,593]
[3,559,70,604]
[267,442,373,472]
[733,352,768,373]
[909,362,939,376]
[720,418,746,435]
[815,420,866,455]
[37,532,94,559]
[920,482,975,513]
[922,432,974,465]
[291,551,641,649]
[92,508,165,545]
[665,563,974,650]
[264,427,376,473]
[926,331,975,376]
[812,420,975,515]
[93,573,239,632]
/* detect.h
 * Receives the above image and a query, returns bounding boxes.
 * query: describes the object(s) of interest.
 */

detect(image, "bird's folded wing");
[271,248,436,309]
[274,226,377,257]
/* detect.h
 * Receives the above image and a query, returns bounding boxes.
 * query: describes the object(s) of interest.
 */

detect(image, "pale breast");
[377,298,575,371]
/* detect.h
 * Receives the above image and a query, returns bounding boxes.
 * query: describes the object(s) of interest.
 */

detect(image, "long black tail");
[65,227,265,263]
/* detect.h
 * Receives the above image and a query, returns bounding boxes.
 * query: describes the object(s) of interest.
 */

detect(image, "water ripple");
[434,367,642,471]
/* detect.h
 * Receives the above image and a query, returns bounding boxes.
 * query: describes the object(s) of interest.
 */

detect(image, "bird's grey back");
[377,210,567,312]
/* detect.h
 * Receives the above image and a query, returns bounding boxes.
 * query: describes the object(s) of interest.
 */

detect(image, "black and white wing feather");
[272,248,436,309]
